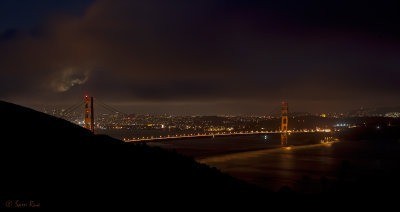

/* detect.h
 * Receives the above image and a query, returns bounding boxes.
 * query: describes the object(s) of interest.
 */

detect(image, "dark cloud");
[0,0,94,30]
[0,0,399,113]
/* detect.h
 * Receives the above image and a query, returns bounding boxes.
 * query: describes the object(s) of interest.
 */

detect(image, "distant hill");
[347,106,400,116]
[0,101,269,207]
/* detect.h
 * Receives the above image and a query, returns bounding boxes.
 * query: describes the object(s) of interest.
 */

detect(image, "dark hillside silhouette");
[0,101,270,206]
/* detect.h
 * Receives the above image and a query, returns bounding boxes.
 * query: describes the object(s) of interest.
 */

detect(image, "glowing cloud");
[51,68,90,92]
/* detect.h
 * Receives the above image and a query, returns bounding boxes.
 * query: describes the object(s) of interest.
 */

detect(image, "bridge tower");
[281,101,288,145]
[84,95,94,133]
[281,101,288,132]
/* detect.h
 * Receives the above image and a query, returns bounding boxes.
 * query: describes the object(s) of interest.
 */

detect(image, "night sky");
[1,0,399,114]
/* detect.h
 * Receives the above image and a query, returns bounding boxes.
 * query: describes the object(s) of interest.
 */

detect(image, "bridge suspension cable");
[265,104,294,117]
[266,105,281,117]
[58,97,129,120]
[94,98,129,116]
[59,100,84,119]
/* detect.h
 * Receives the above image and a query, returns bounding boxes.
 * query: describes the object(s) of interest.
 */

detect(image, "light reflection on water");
[197,142,335,163]
[148,133,400,193]
[198,142,339,192]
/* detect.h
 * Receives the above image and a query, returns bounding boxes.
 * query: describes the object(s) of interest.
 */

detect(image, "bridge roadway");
[125,129,332,143]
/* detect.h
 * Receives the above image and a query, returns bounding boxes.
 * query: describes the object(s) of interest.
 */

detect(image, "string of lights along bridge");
[64,96,332,144]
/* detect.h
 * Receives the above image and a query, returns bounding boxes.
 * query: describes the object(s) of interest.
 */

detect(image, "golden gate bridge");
[59,96,332,144]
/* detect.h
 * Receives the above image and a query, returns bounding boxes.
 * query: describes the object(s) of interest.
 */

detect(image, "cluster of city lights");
[335,123,350,127]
